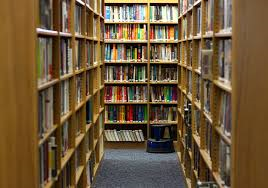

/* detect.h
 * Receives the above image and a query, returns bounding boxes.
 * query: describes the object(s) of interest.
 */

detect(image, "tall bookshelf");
[36,0,104,187]
[104,0,179,143]
[177,0,232,187]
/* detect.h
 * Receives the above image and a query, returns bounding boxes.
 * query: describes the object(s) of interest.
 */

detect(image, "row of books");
[150,25,178,41]
[105,86,148,102]
[219,139,231,186]
[218,39,232,83]
[38,87,54,139]
[151,106,177,122]
[150,65,178,82]
[206,0,214,34]
[150,5,178,23]
[219,0,232,32]
[105,105,147,123]
[105,44,148,62]
[219,92,231,137]
[39,137,57,187]
[105,24,147,41]
[105,65,147,82]
[75,4,82,35]
[105,5,147,22]
[150,86,177,102]
[104,129,145,142]
[61,39,73,76]
[61,80,70,116]
[37,38,53,86]
[62,0,71,33]
[76,75,83,105]
[150,44,178,62]
[179,0,195,15]
[39,0,53,30]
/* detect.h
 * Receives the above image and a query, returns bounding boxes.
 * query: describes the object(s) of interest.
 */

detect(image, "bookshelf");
[104,0,179,143]
[177,0,232,187]
[36,0,104,187]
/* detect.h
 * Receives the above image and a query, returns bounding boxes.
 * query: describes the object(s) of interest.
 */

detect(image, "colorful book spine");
[105,24,147,41]
[150,105,177,122]
[150,86,177,102]
[150,65,177,82]
[105,65,147,82]
[150,25,178,41]
[105,105,147,123]
[105,5,147,22]
[105,86,148,102]
[61,38,73,76]
[150,44,178,62]
[105,44,148,62]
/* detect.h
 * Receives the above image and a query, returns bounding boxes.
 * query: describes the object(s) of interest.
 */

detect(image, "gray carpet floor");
[93,149,186,188]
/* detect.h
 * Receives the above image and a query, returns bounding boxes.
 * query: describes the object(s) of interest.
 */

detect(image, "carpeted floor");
[93,149,186,188]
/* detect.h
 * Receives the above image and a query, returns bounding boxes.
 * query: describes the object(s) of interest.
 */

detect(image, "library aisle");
[93,149,186,188]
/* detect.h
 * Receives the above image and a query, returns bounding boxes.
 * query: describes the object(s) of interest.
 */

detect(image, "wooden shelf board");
[104,81,147,85]
[187,93,193,101]
[75,68,85,75]
[38,79,59,91]
[194,68,201,75]
[193,169,199,180]
[204,111,213,124]
[104,102,147,105]
[150,101,177,104]
[150,81,178,84]
[99,85,104,90]
[75,165,84,185]
[200,149,212,171]
[194,100,201,110]
[150,40,178,44]
[61,148,75,170]
[36,28,58,36]
[86,123,93,132]
[75,133,85,147]
[193,35,202,40]
[38,124,58,146]
[179,38,187,42]
[105,122,148,125]
[75,101,85,112]
[149,0,178,3]
[60,72,73,80]
[213,172,226,188]
[104,40,148,44]
[150,121,178,125]
[104,61,148,64]
[86,94,92,102]
[214,80,232,93]
[215,32,232,38]
[150,61,178,64]
[59,32,72,37]
[203,33,214,38]
[75,34,85,39]
[93,88,98,95]
[76,0,85,6]
[105,21,148,24]
[60,111,72,125]
[86,150,93,163]
[150,21,178,25]
[99,107,105,113]
[194,0,202,6]
[215,126,231,146]
[193,134,201,148]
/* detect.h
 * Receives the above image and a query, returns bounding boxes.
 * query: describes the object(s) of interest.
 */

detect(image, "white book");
[135,130,141,142]
[114,130,120,142]
[139,130,145,141]
[132,131,138,141]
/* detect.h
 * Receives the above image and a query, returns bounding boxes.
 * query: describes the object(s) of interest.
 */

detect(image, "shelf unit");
[177,0,232,188]
[104,0,179,143]
[36,0,104,187]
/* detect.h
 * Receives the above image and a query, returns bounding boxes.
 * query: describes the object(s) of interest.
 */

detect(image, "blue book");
[105,6,110,20]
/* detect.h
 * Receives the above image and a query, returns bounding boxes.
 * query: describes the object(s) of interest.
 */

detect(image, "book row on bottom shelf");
[104,129,145,142]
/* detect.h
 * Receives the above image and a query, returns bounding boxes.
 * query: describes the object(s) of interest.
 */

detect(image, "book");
[193,143,200,177]
[218,39,232,84]
[86,100,92,124]
[105,24,147,41]
[150,105,177,122]
[39,136,57,186]
[196,74,201,102]
[194,109,201,136]
[39,0,53,30]
[150,25,178,41]
[196,6,202,36]
[61,121,69,157]
[105,5,147,22]
[86,41,93,67]
[105,44,148,62]
[75,149,80,171]
[150,65,177,82]
[105,105,147,123]
[206,0,214,34]
[219,92,231,137]
[61,38,73,76]
[76,74,82,105]
[37,37,53,86]
[197,41,202,70]
[86,161,93,187]
[187,70,192,95]
[150,5,178,22]
[182,17,187,39]
[204,80,212,114]
[61,0,71,32]
[75,4,82,35]
[38,87,54,138]
[201,49,213,80]
[205,119,213,158]
[61,79,70,116]
[75,40,82,70]
[105,85,148,102]
[150,85,177,102]
[93,17,97,39]
[219,0,232,32]
[219,139,231,186]
[150,44,178,62]
[105,65,147,82]
[76,109,82,136]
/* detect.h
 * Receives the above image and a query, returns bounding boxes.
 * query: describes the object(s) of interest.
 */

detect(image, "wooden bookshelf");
[35,0,105,187]
[104,0,178,143]
[177,0,232,187]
